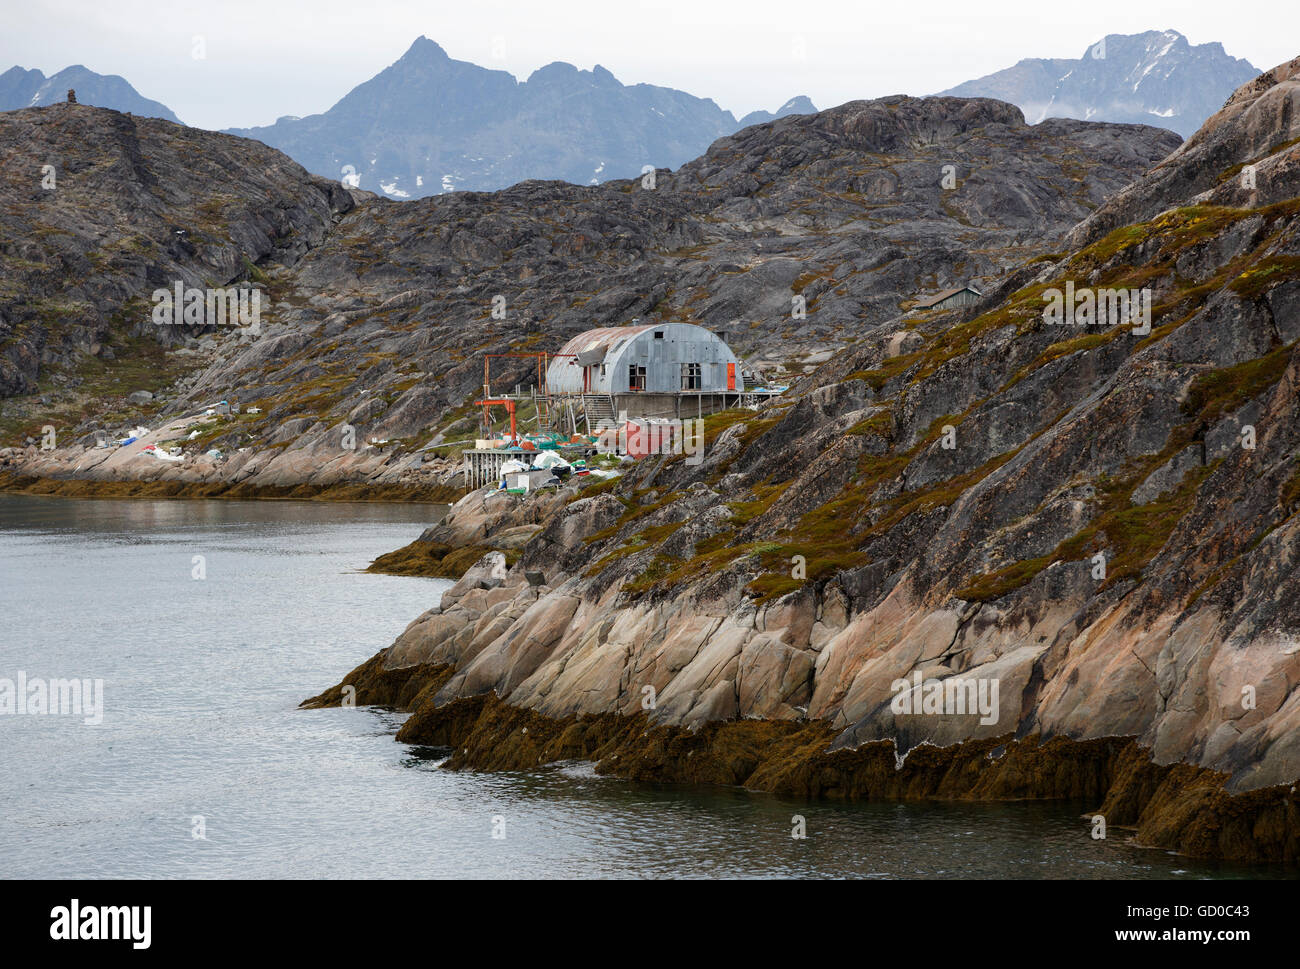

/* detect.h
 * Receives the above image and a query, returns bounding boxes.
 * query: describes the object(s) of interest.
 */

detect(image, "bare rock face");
[2,93,1177,495]
[0,104,352,397]
[1066,55,1300,248]
[344,57,1300,795]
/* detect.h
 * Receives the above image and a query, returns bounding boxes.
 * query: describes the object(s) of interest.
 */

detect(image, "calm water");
[0,494,1290,879]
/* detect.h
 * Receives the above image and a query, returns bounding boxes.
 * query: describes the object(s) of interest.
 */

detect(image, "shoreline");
[301,655,1300,866]
[0,471,466,505]
[15,476,1296,867]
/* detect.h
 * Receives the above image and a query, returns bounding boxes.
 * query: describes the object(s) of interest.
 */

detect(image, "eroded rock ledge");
[301,658,1299,864]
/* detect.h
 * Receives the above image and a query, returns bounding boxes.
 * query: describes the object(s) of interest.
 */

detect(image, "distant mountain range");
[0,65,180,123]
[0,42,812,199]
[0,30,1263,197]
[225,37,815,198]
[937,30,1258,138]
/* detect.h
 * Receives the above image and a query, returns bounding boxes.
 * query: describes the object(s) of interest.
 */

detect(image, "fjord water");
[0,495,1286,880]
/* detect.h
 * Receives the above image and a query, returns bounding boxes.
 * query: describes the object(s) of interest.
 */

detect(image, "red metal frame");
[474,397,518,444]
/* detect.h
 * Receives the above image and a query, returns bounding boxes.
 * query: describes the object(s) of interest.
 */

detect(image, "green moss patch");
[366,539,520,579]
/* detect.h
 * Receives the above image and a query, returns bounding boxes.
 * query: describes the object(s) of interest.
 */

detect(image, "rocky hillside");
[0,103,352,405]
[0,64,181,122]
[939,30,1258,139]
[228,37,815,199]
[1,95,1177,491]
[322,56,1300,812]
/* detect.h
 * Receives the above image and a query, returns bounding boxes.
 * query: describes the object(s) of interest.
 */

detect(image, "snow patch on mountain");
[937,29,1258,139]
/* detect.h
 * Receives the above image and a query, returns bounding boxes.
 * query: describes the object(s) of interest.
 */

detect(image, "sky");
[2,0,1296,130]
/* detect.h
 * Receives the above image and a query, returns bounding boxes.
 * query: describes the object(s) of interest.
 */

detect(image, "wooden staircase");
[581,394,616,434]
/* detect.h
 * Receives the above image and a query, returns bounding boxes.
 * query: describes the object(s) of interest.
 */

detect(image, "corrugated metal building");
[547,322,745,395]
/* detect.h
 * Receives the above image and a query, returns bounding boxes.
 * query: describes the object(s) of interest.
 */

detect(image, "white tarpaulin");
[533,451,571,470]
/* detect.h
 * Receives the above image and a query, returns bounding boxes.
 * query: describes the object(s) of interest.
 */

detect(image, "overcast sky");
[3,0,1295,130]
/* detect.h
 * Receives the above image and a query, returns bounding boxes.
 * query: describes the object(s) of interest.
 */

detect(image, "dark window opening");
[653,331,664,339]
[629,364,646,391]
[681,362,702,391]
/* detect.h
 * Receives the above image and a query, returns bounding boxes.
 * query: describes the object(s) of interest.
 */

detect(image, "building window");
[653,331,664,339]
[681,362,702,391]
[629,364,646,390]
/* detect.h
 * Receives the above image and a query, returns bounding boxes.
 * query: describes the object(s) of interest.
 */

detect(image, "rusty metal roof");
[554,324,657,361]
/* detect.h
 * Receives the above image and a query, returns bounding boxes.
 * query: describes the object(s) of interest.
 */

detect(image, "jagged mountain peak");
[525,61,620,87]
[939,29,1259,138]
[224,37,811,198]
[777,95,816,113]
[403,35,448,58]
[736,94,818,129]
